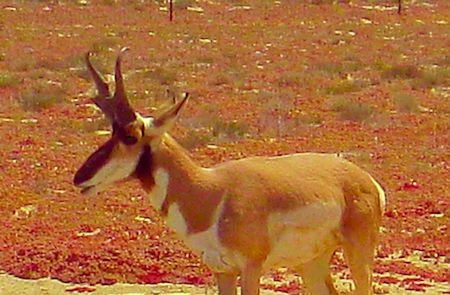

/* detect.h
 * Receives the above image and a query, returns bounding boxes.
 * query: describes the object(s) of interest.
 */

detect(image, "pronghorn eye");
[122,122,146,145]
[112,122,137,145]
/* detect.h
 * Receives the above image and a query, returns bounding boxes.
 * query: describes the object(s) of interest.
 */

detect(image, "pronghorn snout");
[73,138,117,193]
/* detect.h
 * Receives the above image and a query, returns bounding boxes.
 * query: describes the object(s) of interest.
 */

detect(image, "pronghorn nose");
[73,170,86,187]
[73,138,116,187]
[73,166,94,187]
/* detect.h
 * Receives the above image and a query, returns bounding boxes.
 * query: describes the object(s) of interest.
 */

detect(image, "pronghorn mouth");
[80,185,96,196]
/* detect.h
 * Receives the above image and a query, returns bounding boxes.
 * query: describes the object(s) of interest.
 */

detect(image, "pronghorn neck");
[137,133,221,234]
[135,133,203,191]
[155,133,205,181]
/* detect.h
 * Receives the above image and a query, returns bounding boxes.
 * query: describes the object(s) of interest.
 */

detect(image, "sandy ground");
[1,272,449,295]
[0,273,285,295]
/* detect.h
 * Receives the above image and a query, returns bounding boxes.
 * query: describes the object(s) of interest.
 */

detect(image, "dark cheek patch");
[73,138,116,186]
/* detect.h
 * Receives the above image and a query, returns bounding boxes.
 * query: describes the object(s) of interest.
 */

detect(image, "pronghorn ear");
[166,88,177,105]
[152,93,189,134]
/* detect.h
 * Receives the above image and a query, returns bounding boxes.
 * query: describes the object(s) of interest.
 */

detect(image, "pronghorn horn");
[85,52,115,120]
[113,47,136,125]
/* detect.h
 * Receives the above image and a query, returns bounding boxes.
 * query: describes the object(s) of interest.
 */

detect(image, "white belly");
[264,201,343,270]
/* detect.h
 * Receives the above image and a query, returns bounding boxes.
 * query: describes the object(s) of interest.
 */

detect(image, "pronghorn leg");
[240,260,262,295]
[343,242,375,295]
[297,250,338,295]
[342,214,378,295]
[215,272,238,295]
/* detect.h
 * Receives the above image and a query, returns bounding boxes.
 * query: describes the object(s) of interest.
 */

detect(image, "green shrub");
[295,113,322,126]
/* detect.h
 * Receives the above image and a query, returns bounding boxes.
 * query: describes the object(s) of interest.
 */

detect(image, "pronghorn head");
[73,48,189,195]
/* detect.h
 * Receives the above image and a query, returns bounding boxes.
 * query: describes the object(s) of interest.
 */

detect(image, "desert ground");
[0,0,448,294]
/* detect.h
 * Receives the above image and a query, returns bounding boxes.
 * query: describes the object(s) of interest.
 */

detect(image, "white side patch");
[370,176,386,215]
[165,203,188,237]
[265,200,343,269]
[185,199,241,273]
[148,169,169,211]
[164,198,241,273]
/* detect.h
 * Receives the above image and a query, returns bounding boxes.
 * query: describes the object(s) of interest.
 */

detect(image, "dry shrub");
[257,90,298,136]
[142,67,177,86]
[0,72,19,88]
[172,0,195,9]
[381,64,421,80]
[328,97,374,123]
[209,68,244,89]
[412,67,449,89]
[18,81,66,111]
[324,79,367,95]
[91,37,120,54]
[180,128,214,150]
[393,94,419,113]
[180,103,250,149]
[277,71,306,87]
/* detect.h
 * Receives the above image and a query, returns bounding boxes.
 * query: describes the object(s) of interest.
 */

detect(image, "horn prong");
[114,47,130,100]
[85,52,109,98]
[85,52,115,120]
[113,47,136,125]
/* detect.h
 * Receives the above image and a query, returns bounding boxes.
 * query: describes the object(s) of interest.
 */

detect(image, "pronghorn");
[74,48,385,295]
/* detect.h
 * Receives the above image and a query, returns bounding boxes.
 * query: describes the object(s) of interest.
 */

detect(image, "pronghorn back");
[74,49,385,295]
